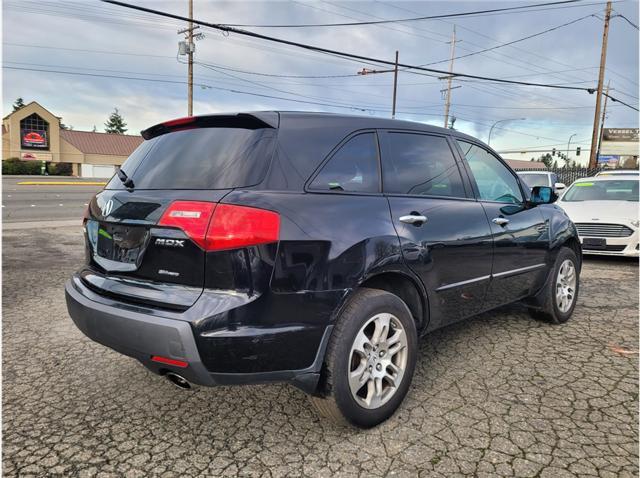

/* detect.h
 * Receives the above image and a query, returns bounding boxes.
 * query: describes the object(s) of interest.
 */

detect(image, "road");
[2,224,638,477]
[2,176,103,223]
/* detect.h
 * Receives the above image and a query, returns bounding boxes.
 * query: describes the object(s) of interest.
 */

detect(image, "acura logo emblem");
[101,199,114,217]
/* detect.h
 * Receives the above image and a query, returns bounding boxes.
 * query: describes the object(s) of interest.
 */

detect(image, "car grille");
[575,223,634,238]
[582,244,627,252]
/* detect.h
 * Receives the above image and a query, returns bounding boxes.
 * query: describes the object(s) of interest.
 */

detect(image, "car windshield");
[518,173,549,188]
[562,179,639,202]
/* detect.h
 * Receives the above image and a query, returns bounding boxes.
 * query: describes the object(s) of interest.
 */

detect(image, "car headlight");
[631,220,640,228]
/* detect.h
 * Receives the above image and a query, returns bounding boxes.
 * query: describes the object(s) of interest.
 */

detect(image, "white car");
[558,176,639,257]
[517,171,566,193]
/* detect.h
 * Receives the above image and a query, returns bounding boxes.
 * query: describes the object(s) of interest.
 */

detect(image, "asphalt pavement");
[2,175,103,223]
[2,224,638,477]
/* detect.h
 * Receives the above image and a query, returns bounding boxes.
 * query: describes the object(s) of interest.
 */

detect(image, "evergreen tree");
[92,125,97,132]
[538,153,553,168]
[12,97,25,111]
[104,108,128,134]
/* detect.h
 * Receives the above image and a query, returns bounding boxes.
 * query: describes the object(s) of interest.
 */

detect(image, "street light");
[487,118,526,146]
[566,133,577,164]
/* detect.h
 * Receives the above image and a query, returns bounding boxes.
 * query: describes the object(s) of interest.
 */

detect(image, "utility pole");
[187,0,193,116]
[392,51,399,119]
[443,26,458,128]
[588,1,612,168]
[357,50,400,119]
[178,0,196,116]
[596,81,610,160]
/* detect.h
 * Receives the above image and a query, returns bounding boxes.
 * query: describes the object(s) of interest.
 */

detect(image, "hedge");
[2,158,73,175]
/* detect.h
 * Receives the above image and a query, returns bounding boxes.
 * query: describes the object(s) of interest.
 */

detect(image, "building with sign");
[599,128,639,169]
[2,101,142,178]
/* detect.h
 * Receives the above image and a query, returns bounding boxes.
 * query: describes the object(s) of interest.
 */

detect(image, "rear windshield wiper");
[117,168,135,189]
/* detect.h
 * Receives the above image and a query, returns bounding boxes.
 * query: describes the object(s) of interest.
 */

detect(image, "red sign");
[20,153,38,161]
[21,129,48,149]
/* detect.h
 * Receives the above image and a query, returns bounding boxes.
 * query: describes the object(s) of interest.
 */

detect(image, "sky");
[3,0,639,164]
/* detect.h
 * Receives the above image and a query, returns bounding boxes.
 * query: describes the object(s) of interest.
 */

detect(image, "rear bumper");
[65,277,332,393]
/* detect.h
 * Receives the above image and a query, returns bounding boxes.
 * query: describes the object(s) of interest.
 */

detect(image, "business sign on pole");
[20,129,48,149]
[602,128,639,142]
[597,155,620,166]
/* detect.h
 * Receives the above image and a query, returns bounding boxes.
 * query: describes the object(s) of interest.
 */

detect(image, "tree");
[552,160,558,169]
[12,97,25,111]
[92,125,97,132]
[538,153,553,168]
[60,122,73,130]
[104,108,127,134]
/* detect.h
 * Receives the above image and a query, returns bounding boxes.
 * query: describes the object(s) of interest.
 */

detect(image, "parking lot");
[3,224,638,477]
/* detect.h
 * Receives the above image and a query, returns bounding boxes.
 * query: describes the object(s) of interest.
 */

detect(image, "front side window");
[309,133,379,193]
[382,133,466,198]
[457,140,523,204]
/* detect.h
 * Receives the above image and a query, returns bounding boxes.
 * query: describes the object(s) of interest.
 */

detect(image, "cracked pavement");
[3,227,638,477]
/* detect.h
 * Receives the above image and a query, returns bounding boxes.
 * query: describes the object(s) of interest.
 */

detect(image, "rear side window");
[382,132,466,198]
[309,133,379,193]
[107,128,275,190]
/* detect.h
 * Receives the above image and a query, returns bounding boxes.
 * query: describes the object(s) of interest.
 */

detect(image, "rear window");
[518,173,549,188]
[107,128,276,190]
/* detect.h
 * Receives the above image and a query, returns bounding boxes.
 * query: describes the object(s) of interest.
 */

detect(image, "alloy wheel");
[347,313,408,409]
[556,259,577,313]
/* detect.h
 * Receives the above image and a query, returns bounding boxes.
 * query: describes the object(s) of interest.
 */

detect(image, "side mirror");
[554,182,566,190]
[530,186,557,205]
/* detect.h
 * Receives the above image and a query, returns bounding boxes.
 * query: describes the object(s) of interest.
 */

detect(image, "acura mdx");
[66,112,581,427]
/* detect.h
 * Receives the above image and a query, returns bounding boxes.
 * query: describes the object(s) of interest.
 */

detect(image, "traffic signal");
[576,147,581,156]
[552,148,556,156]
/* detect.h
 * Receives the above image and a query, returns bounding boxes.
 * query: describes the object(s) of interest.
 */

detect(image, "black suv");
[66,112,581,427]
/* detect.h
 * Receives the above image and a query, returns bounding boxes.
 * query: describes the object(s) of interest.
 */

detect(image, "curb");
[17,181,107,186]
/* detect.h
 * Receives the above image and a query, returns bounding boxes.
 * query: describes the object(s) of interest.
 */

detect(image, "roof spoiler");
[141,112,278,140]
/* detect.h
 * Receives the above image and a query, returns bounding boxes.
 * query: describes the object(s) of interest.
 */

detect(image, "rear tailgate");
[84,189,231,309]
[81,113,278,309]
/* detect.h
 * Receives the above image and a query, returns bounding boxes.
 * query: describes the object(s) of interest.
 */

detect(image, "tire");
[309,288,418,428]
[528,247,580,324]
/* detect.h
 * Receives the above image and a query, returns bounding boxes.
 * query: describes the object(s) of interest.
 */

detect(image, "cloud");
[3,0,638,164]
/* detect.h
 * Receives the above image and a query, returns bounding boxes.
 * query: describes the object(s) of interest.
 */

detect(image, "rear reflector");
[151,356,189,368]
[158,202,280,251]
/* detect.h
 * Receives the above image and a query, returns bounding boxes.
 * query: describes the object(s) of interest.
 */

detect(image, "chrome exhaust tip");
[165,372,191,390]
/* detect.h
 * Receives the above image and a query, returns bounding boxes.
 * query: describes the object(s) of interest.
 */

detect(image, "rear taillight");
[158,202,280,251]
[158,201,217,250]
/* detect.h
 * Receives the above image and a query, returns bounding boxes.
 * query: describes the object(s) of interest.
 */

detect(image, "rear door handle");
[492,217,509,226]
[399,214,428,225]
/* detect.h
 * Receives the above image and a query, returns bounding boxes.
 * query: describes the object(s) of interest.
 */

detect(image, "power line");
[101,0,602,93]
[613,12,639,30]
[221,0,585,28]
[417,14,596,67]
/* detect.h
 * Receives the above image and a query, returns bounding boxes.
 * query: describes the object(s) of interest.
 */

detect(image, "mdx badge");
[155,238,185,248]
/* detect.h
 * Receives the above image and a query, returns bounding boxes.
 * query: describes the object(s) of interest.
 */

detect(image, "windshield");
[518,173,549,188]
[562,179,639,202]
[106,127,276,190]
